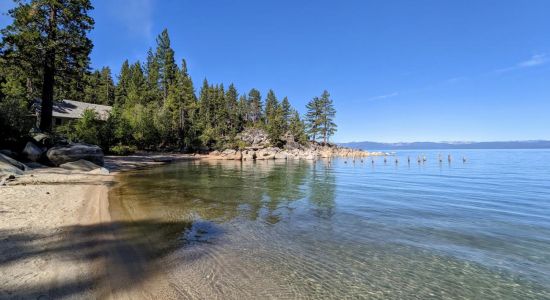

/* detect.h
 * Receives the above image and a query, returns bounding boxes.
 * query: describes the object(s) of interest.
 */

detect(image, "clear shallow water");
[109,150,550,299]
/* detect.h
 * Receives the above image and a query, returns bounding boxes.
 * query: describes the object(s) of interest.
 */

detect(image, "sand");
[0,153,195,299]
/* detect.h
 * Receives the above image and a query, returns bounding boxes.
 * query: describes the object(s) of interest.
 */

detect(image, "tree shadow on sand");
[0,219,219,298]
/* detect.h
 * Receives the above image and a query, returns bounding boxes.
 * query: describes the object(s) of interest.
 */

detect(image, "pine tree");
[115,60,131,106]
[264,89,278,126]
[281,97,292,128]
[267,105,285,147]
[289,110,308,144]
[318,90,337,143]
[83,70,101,104]
[225,84,239,136]
[305,97,322,141]
[179,59,198,149]
[237,94,248,130]
[248,88,262,125]
[1,0,94,131]
[156,29,177,102]
[99,67,115,105]
[126,62,147,106]
[145,48,160,102]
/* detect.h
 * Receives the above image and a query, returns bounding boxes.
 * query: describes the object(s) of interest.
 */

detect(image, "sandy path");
[0,154,195,299]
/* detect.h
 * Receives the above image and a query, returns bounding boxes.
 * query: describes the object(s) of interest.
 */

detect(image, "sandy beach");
[0,154,195,299]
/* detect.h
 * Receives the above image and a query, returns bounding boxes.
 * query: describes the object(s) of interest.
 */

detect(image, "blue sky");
[2,0,550,143]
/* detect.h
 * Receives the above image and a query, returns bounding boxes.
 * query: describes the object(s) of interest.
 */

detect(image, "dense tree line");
[0,0,337,152]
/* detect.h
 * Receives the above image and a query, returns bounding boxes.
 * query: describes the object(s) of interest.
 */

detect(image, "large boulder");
[256,147,277,160]
[22,141,46,162]
[47,143,104,166]
[0,149,18,159]
[0,160,23,176]
[242,150,255,161]
[0,153,28,171]
[274,150,288,160]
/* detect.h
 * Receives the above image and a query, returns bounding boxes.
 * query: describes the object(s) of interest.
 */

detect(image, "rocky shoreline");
[1,128,386,181]
[205,144,387,161]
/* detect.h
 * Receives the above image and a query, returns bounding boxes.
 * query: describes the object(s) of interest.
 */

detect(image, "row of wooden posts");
[340,154,467,165]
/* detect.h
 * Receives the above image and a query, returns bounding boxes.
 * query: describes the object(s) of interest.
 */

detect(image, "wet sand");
[0,153,195,299]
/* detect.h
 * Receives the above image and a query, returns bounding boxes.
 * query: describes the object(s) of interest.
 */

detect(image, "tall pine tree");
[248,88,262,125]
[156,29,177,102]
[305,96,322,141]
[1,0,94,131]
[318,90,337,143]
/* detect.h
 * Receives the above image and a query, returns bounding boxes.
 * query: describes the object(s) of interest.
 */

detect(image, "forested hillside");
[0,1,337,154]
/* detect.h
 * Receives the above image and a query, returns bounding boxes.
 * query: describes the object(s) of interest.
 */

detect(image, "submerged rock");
[47,143,104,166]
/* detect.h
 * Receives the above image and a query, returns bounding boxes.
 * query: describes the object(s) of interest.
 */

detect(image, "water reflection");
[110,160,336,225]
[308,162,336,218]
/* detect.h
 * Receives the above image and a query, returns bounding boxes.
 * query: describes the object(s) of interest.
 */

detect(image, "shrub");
[109,144,137,156]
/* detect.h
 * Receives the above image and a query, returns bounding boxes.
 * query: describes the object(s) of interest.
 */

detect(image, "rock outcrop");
[205,127,379,161]
[47,143,105,166]
[206,143,381,161]
[236,128,270,149]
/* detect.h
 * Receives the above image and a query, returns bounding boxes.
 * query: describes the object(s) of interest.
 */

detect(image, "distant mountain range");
[339,140,550,150]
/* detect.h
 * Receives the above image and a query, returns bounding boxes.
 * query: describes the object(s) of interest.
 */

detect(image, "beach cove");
[2,150,550,299]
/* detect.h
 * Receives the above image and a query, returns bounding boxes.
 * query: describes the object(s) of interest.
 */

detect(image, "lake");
[109,150,550,299]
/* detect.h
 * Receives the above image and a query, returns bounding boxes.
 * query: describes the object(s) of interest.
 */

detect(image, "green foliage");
[318,90,337,143]
[267,105,286,147]
[1,7,326,152]
[305,90,337,143]
[83,67,115,105]
[74,109,102,145]
[0,59,33,147]
[1,0,95,131]
[109,144,137,156]
[289,110,308,145]
[247,88,262,125]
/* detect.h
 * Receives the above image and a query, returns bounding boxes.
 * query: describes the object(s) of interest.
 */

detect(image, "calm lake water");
[109,150,550,299]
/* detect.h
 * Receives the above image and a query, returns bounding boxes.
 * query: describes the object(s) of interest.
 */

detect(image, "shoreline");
[0,153,195,299]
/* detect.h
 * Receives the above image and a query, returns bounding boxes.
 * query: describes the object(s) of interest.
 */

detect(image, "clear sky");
[2,1,550,143]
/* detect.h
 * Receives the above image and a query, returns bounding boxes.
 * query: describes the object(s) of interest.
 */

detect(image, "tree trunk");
[39,5,57,132]
[323,121,328,144]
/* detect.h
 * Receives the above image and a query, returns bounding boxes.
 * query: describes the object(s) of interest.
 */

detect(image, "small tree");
[289,110,308,145]
[74,109,102,145]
